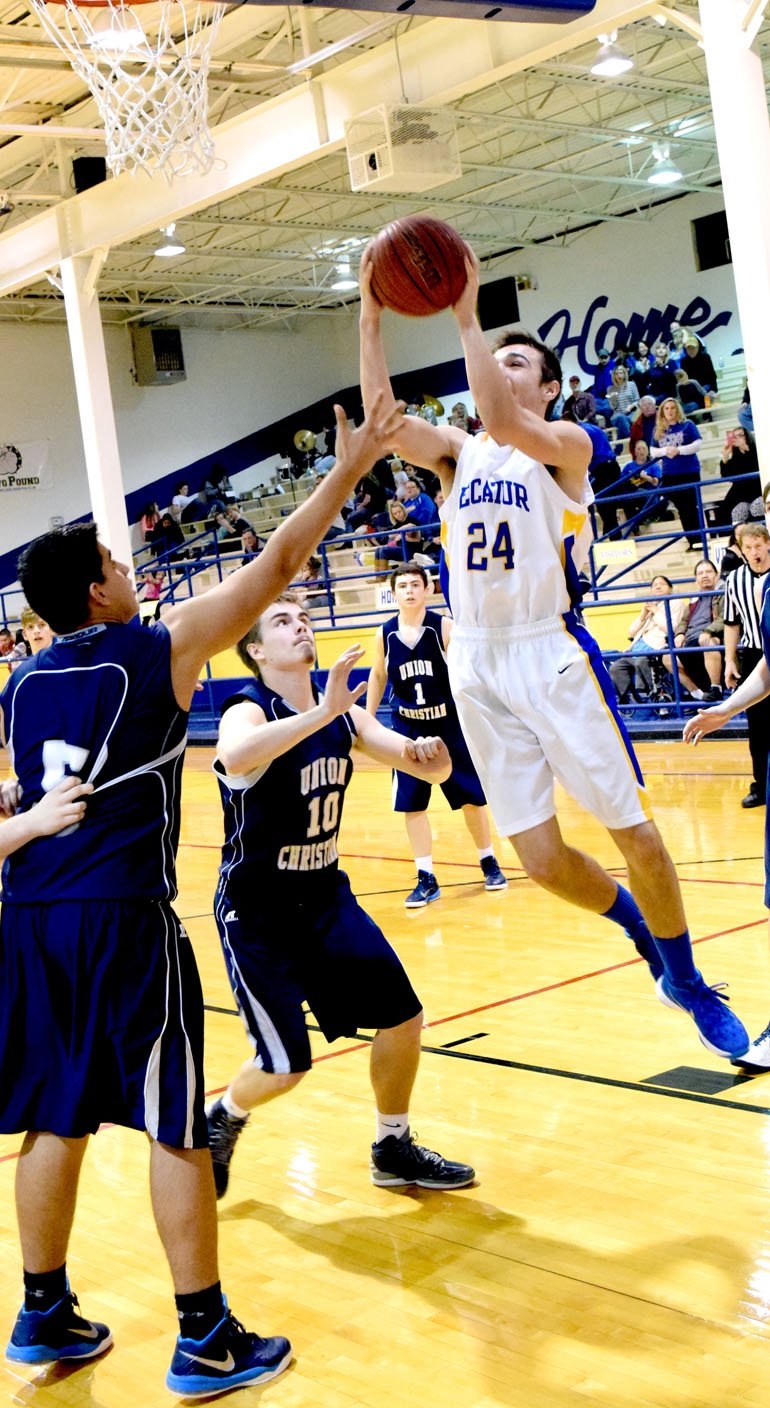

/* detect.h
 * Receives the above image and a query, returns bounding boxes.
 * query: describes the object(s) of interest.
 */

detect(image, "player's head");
[17,523,137,634]
[390,562,429,601]
[236,592,314,677]
[737,522,770,573]
[20,606,54,653]
[492,331,562,420]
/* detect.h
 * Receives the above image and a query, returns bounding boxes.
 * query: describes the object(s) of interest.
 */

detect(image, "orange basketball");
[368,216,468,317]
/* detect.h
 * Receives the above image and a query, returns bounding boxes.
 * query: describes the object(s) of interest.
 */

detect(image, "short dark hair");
[651,574,673,590]
[390,562,429,592]
[235,591,304,675]
[492,329,563,419]
[17,523,104,635]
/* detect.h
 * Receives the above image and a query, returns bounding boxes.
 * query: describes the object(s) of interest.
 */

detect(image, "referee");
[723,521,770,808]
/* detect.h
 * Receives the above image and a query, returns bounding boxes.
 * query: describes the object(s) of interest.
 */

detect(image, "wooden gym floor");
[2,739,770,1408]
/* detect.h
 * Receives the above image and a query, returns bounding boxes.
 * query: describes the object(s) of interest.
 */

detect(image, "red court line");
[1,918,764,1168]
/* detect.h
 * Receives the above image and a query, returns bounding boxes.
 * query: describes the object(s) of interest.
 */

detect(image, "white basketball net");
[30,0,226,179]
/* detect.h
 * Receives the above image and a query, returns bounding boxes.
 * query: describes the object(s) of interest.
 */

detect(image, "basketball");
[368,216,468,317]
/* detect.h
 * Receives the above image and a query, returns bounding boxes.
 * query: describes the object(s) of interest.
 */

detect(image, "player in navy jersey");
[206,592,475,1196]
[0,395,403,1396]
[366,561,506,906]
[357,241,749,1064]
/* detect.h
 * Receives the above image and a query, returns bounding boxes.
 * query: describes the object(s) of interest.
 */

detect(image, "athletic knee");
[261,1069,307,1095]
[620,821,669,869]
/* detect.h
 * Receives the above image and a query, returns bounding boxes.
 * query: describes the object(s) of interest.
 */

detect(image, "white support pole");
[59,254,133,572]
[699,0,770,486]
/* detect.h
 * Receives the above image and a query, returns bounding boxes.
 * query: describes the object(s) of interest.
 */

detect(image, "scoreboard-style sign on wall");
[242,0,596,21]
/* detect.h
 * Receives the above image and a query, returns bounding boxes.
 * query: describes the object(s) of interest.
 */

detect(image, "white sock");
[376,1111,409,1143]
[477,845,494,861]
[691,688,705,701]
[414,855,433,876]
[222,1090,250,1120]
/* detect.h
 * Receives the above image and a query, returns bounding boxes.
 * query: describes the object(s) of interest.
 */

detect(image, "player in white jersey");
[358,244,748,1061]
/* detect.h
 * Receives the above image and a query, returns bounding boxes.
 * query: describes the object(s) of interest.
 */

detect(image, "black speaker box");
[478,276,520,332]
[73,156,108,193]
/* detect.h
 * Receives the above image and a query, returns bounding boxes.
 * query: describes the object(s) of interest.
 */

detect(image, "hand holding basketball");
[366,216,469,318]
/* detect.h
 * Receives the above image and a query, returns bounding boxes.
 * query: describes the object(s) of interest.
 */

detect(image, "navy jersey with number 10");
[215,675,356,910]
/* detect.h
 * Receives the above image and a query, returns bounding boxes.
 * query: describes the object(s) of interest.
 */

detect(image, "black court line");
[203,1003,770,1115]
[441,1033,489,1048]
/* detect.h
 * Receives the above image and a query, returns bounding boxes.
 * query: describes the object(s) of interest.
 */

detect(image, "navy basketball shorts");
[0,899,208,1148]
[213,873,422,1073]
[391,715,486,813]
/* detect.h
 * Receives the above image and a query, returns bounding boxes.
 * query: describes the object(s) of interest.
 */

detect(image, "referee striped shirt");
[723,563,769,647]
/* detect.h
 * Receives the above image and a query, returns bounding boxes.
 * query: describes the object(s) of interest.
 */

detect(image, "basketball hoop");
[30,0,226,179]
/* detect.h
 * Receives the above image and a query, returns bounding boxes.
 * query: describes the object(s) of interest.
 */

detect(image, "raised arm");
[358,248,465,496]
[451,250,590,499]
[164,398,402,707]
[217,646,368,777]
[351,705,451,783]
[365,627,388,715]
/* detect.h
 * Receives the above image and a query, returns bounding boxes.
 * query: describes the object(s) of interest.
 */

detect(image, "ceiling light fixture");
[591,31,633,77]
[154,223,186,257]
[647,143,683,186]
[331,259,358,292]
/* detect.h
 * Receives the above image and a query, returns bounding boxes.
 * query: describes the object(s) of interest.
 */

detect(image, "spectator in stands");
[201,465,232,514]
[643,344,679,403]
[679,334,718,398]
[139,501,160,542]
[590,348,614,421]
[7,607,54,673]
[631,340,651,382]
[402,477,438,528]
[0,627,13,658]
[650,398,704,550]
[668,323,690,366]
[417,490,445,566]
[374,500,422,566]
[240,528,263,567]
[562,376,597,424]
[171,480,204,523]
[581,421,624,538]
[609,575,688,703]
[716,427,762,527]
[739,383,754,435]
[607,365,640,447]
[150,512,186,561]
[619,442,662,533]
[346,467,389,531]
[629,395,658,454]
[719,528,745,579]
[663,559,724,702]
[447,401,482,433]
[674,367,707,417]
[295,555,332,610]
[722,521,770,807]
[216,506,253,542]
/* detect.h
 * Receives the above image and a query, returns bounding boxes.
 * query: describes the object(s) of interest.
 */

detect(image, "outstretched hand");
[682,706,728,746]
[332,392,404,484]
[322,645,368,718]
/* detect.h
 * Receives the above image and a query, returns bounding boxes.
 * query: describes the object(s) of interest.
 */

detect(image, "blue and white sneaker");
[405,871,440,909]
[167,1305,291,1398]
[7,1289,112,1364]
[480,856,507,892]
[656,972,749,1059]
[731,1020,770,1072]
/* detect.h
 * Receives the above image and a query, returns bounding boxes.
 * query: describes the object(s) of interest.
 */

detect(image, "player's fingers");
[350,681,367,703]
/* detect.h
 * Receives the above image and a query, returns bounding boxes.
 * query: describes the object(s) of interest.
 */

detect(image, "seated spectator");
[719,528,745,579]
[0,627,14,659]
[240,528,264,565]
[631,339,651,382]
[715,427,762,526]
[201,464,233,514]
[216,506,253,541]
[629,395,658,454]
[295,555,333,609]
[170,480,204,523]
[447,401,482,433]
[679,334,718,398]
[415,489,445,566]
[674,367,707,417]
[139,501,160,542]
[346,467,390,531]
[609,575,688,703]
[607,365,640,448]
[738,382,753,435]
[589,348,614,421]
[650,398,704,549]
[402,477,438,528]
[663,559,724,701]
[580,421,624,538]
[374,500,422,565]
[668,322,690,366]
[619,441,662,533]
[562,376,597,424]
[642,344,678,403]
[150,512,186,561]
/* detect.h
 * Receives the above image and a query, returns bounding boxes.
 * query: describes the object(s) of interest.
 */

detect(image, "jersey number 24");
[467,520,515,572]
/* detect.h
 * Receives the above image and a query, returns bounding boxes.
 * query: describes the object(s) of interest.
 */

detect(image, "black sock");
[24,1264,68,1313]
[175,1282,225,1340]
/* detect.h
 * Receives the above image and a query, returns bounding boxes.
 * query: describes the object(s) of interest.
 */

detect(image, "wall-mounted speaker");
[72,156,107,193]
[478,276,520,332]
[130,326,186,386]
